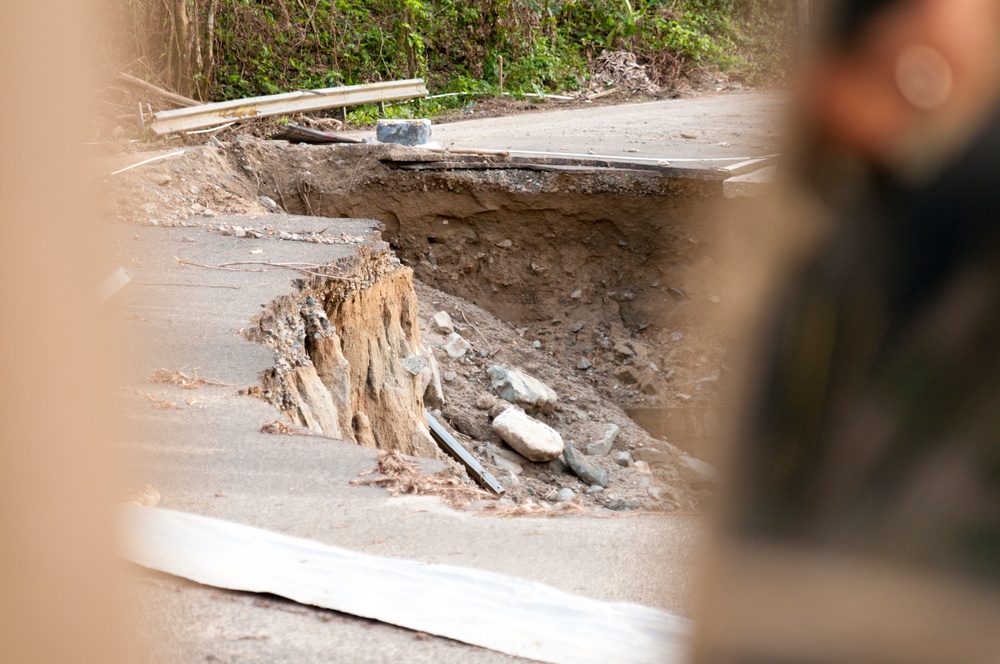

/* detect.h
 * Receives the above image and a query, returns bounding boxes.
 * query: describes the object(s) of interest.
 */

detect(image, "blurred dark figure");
[693,1,1000,662]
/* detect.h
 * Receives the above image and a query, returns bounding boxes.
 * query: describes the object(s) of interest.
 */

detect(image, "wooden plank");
[148,79,429,136]
[120,506,691,664]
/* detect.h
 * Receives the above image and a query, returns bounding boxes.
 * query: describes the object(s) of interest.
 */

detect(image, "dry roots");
[352,451,492,508]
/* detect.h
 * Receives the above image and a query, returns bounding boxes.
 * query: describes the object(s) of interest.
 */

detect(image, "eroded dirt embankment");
[246,245,439,458]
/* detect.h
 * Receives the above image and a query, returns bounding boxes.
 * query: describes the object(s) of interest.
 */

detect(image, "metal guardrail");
[147,78,429,136]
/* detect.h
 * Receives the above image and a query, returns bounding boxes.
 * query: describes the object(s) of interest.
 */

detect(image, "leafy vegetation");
[110,0,794,103]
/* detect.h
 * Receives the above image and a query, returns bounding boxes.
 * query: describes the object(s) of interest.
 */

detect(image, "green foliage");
[114,0,793,108]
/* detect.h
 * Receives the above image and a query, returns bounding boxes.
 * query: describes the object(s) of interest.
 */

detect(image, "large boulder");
[487,365,558,414]
[491,407,564,462]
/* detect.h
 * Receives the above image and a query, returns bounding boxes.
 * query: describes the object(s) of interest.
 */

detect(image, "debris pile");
[590,50,659,94]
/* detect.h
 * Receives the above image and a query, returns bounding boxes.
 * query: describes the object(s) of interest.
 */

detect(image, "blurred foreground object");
[693,1,1000,662]
[0,1,126,663]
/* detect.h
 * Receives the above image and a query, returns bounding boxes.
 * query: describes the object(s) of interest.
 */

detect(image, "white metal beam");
[148,79,429,136]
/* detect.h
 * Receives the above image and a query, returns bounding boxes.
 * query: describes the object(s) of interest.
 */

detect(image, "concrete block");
[376,119,432,146]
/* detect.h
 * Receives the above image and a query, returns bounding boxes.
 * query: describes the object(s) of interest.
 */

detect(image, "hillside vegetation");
[111,0,793,105]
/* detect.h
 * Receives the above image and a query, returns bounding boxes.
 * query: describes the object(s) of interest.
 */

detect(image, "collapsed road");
[106,91,781,663]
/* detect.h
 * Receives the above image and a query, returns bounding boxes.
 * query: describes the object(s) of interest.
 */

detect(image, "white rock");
[586,423,621,456]
[444,333,472,358]
[431,311,455,334]
[487,365,558,414]
[491,408,564,462]
[419,344,444,408]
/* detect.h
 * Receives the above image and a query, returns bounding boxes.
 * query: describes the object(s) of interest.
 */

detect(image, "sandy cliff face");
[250,247,437,458]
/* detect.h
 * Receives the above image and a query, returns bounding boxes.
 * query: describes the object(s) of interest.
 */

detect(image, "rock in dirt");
[613,451,632,467]
[633,447,671,469]
[487,365,558,414]
[577,358,592,371]
[563,444,609,488]
[431,311,455,334]
[491,407,564,462]
[444,332,472,358]
[586,423,621,456]
[553,488,576,503]
[400,354,427,376]
[492,454,523,477]
[419,344,444,409]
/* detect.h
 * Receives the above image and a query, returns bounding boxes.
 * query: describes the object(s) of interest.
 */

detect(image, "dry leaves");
[148,368,231,390]
[479,500,586,518]
[352,451,492,508]
[144,393,179,410]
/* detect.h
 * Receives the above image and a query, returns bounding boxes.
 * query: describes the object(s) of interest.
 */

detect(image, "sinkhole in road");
[247,141,735,510]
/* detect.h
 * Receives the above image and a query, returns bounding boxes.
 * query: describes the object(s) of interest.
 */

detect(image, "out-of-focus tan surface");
[0,2,126,662]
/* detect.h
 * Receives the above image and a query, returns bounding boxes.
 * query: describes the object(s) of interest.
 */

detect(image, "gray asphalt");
[113,213,706,663]
[347,90,784,170]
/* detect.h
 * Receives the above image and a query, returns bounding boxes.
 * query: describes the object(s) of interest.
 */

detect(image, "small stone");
[613,451,632,467]
[442,371,457,383]
[586,423,621,456]
[532,340,542,350]
[633,447,671,469]
[232,226,247,238]
[633,460,652,475]
[577,358,592,371]
[495,239,513,248]
[157,176,173,186]
[564,444,608,487]
[670,331,685,343]
[487,365,558,414]
[420,346,444,408]
[493,455,523,476]
[554,488,576,503]
[259,195,278,209]
[585,485,604,495]
[190,202,205,213]
[613,342,635,359]
[648,486,664,500]
[709,294,722,304]
[491,407,564,462]
[431,311,455,334]
[568,322,584,333]
[400,355,426,376]
[444,333,472,358]
[570,289,583,299]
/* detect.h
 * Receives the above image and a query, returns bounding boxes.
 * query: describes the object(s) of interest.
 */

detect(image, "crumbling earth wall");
[248,245,438,458]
